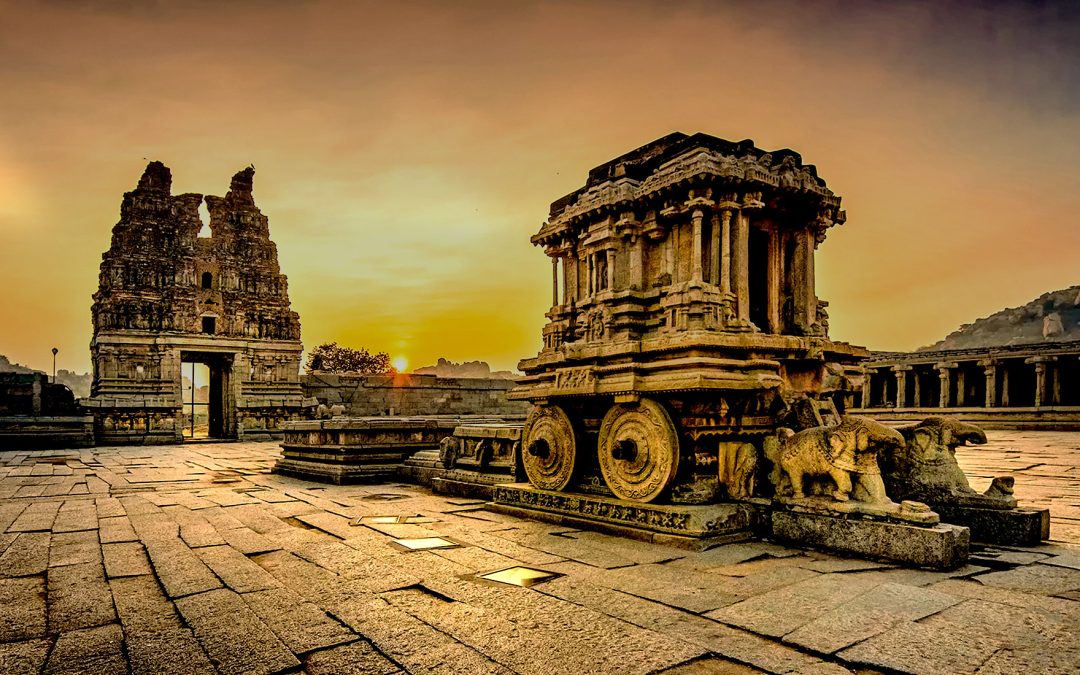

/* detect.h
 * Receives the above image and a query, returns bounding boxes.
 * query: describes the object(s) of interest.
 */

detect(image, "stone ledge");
[489,483,757,549]
[769,510,970,570]
[933,504,1050,546]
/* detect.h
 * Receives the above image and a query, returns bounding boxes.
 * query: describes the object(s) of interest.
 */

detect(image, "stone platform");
[0,440,1077,674]
[490,483,758,549]
[275,415,518,484]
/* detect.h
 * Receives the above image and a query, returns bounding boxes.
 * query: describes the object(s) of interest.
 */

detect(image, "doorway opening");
[748,227,770,331]
[180,352,233,439]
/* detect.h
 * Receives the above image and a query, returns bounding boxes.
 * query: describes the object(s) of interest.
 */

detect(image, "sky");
[1,0,1077,374]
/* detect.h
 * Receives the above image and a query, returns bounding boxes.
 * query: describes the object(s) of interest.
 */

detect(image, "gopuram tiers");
[511,133,868,503]
[85,162,313,444]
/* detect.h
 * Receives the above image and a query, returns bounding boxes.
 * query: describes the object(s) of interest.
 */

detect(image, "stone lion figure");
[774,416,904,504]
[881,416,1015,509]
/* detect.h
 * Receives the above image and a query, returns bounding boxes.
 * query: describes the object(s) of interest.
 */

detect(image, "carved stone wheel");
[521,405,577,492]
[598,398,680,502]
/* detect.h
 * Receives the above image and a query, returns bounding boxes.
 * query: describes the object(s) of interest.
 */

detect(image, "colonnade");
[860,354,1080,409]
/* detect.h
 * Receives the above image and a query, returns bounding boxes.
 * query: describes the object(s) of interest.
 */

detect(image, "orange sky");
[1,0,1078,374]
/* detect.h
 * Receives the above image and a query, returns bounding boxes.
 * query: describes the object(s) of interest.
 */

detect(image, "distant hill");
[414,358,517,380]
[0,355,38,374]
[0,355,91,398]
[919,285,1080,352]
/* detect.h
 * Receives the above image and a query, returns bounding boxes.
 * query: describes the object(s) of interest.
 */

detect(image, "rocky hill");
[414,358,517,380]
[919,285,1080,351]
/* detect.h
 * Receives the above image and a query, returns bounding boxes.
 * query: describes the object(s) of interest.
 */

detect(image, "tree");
[306,342,393,374]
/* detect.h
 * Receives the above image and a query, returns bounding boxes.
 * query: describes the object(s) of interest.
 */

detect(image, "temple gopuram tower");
[511,133,867,503]
[85,162,312,444]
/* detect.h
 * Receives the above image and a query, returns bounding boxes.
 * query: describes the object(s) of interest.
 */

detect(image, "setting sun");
[392,356,408,373]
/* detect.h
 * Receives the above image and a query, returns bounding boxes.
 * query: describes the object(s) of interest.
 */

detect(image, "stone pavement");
[0,438,1076,675]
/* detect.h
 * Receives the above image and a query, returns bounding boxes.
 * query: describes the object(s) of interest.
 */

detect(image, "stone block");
[0,576,46,642]
[934,504,1050,546]
[44,623,126,675]
[175,588,299,674]
[46,562,117,633]
[769,510,969,570]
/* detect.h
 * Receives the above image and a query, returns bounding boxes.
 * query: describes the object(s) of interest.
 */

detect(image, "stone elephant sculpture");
[881,416,1015,508]
[776,416,904,504]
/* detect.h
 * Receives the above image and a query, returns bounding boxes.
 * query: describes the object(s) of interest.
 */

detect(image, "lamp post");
[51,347,58,383]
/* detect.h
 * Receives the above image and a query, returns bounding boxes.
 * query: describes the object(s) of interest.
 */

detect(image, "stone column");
[1034,362,1046,408]
[551,257,559,307]
[860,369,871,409]
[893,365,911,408]
[979,359,997,408]
[709,214,721,286]
[936,362,956,408]
[1025,356,1055,408]
[734,210,750,321]
[792,229,817,331]
[606,248,615,291]
[720,210,732,294]
[913,371,922,407]
[665,230,676,284]
[956,368,966,407]
[766,226,781,333]
[691,210,704,283]
[630,236,644,291]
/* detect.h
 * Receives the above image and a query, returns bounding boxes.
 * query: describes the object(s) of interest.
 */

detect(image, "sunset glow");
[392,356,409,373]
[0,1,1077,374]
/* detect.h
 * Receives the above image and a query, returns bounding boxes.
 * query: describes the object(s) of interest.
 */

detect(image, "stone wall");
[302,373,530,417]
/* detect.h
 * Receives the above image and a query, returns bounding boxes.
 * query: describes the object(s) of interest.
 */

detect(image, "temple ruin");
[84,162,312,444]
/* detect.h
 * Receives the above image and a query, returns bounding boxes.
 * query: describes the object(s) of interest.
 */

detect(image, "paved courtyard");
[0,432,1077,674]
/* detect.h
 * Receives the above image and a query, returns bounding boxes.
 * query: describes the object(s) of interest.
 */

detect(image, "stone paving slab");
[0,439,1076,674]
[175,588,300,674]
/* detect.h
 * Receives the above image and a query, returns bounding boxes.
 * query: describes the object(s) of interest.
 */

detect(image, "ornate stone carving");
[882,417,1015,508]
[597,398,680,502]
[521,405,577,491]
[774,416,903,505]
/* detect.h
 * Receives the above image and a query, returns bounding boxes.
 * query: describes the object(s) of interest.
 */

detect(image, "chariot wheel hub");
[597,398,679,502]
[521,405,577,491]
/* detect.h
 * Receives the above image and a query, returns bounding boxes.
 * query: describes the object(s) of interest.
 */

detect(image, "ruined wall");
[302,374,530,417]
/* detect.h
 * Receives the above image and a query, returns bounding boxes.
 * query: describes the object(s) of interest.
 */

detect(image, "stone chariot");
[510,132,863,505]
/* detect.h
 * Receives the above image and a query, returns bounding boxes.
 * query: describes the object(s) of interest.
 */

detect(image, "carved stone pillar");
[956,369,966,407]
[1034,362,1046,408]
[979,359,997,408]
[630,236,644,291]
[709,214,721,286]
[665,229,676,284]
[766,226,781,333]
[551,257,559,307]
[720,210,732,294]
[893,365,911,408]
[913,371,922,407]
[1025,356,1055,408]
[792,229,817,332]
[936,362,956,408]
[691,210,704,283]
[860,370,871,409]
[606,248,615,291]
[733,210,750,321]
